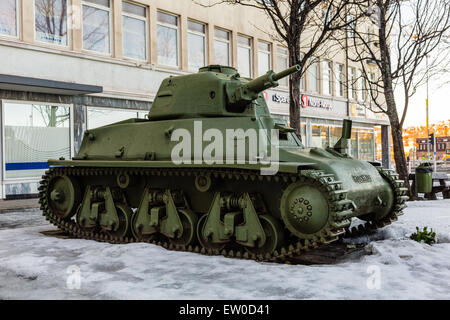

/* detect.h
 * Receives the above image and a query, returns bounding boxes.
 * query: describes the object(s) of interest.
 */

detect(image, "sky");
[398,75,450,128]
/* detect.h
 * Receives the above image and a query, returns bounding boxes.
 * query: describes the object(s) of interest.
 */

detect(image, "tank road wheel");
[47,175,81,219]
[75,203,98,232]
[245,215,284,255]
[169,209,198,247]
[104,203,132,239]
[131,212,157,242]
[197,214,227,251]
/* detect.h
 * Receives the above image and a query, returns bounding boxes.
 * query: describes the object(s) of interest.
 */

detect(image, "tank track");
[38,166,403,263]
[344,168,409,238]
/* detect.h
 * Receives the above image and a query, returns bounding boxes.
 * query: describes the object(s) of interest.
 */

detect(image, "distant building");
[416,136,450,160]
[0,0,391,199]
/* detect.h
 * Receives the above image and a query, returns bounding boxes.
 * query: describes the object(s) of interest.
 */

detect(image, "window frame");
[257,40,272,76]
[187,19,207,71]
[348,66,356,100]
[214,27,231,66]
[276,47,289,87]
[122,1,148,62]
[81,0,113,56]
[0,0,20,39]
[335,63,344,97]
[237,34,253,78]
[34,0,71,48]
[1,99,74,182]
[307,58,319,93]
[322,59,332,96]
[156,10,180,68]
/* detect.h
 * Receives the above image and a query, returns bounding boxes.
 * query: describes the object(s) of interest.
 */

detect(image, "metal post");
[426,55,430,162]
[434,133,437,172]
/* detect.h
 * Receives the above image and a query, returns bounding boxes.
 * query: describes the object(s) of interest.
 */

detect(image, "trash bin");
[415,162,433,193]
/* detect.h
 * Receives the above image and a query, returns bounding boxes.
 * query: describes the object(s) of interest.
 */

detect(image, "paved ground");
[0,198,39,213]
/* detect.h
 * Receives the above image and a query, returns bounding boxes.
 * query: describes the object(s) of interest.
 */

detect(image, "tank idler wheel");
[47,175,81,219]
[245,215,284,255]
[197,214,227,251]
[131,212,158,242]
[169,209,198,247]
[104,203,132,239]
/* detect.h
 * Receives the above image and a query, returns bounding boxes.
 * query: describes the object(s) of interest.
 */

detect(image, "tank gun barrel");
[243,64,301,93]
[227,64,300,111]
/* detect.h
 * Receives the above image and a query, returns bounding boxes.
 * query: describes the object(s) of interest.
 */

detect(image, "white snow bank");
[0,200,449,299]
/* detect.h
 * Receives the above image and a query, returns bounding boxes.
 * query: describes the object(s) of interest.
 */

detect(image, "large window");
[82,0,111,54]
[258,41,271,76]
[237,35,252,78]
[307,59,319,93]
[122,1,147,60]
[322,60,332,95]
[157,11,179,67]
[335,63,344,97]
[214,28,231,66]
[330,126,343,147]
[3,102,71,179]
[87,107,147,129]
[359,129,375,161]
[0,0,18,37]
[276,47,288,87]
[188,20,207,71]
[311,125,329,149]
[35,0,68,46]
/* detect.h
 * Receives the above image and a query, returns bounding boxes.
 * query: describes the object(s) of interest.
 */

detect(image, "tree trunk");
[288,47,302,141]
[384,87,413,197]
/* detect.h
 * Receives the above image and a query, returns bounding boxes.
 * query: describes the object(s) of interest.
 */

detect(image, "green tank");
[39,64,408,262]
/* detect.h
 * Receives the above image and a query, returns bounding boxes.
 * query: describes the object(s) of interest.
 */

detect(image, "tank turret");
[226,65,300,111]
[148,64,300,120]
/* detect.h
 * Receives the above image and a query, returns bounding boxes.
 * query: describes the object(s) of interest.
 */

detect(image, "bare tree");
[344,0,450,196]
[196,0,362,140]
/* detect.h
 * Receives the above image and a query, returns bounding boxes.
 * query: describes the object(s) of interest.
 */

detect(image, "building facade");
[416,136,450,160]
[0,0,391,199]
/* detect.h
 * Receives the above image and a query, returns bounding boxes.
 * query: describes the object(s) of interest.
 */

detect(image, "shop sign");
[301,94,333,111]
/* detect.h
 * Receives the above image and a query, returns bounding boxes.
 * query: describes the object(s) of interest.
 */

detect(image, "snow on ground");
[0,200,449,300]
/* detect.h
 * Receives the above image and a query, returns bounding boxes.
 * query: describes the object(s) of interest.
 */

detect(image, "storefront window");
[214,28,230,66]
[359,129,375,161]
[35,0,68,45]
[0,0,17,37]
[350,128,358,158]
[87,107,147,129]
[83,0,111,54]
[4,102,70,179]
[276,47,288,87]
[375,127,382,161]
[157,11,179,67]
[329,126,343,147]
[311,125,329,149]
[237,35,252,78]
[188,20,207,71]
[122,1,147,60]
[258,41,271,76]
